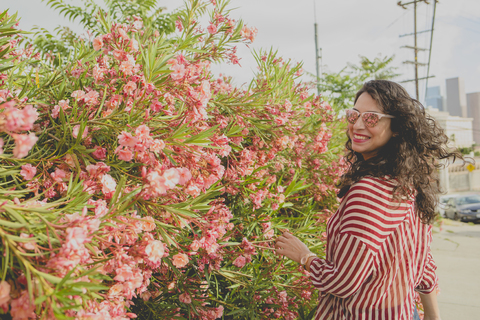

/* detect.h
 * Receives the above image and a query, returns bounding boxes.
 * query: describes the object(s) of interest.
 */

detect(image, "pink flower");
[233,255,246,268]
[65,227,88,250]
[86,162,110,176]
[170,63,185,81]
[135,124,150,140]
[92,146,107,160]
[20,233,36,250]
[133,20,143,31]
[177,167,192,185]
[118,131,138,147]
[88,199,109,218]
[147,171,168,195]
[72,125,89,139]
[0,281,11,305]
[100,174,117,194]
[108,283,124,297]
[163,168,180,189]
[179,293,192,304]
[141,216,156,232]
[284,99,292,112]
[274,116,287,125]
[20,163,36,180]
[199,80,211,107]
[190,239,201,251]
[118,27,129,40]
[185,183,201,197]
[145,240,165,263]
[116,147,134,161]
[51,104,61,118]
[207,24,217,34]
[4,104,38,132]
[51,168,67,182]
[175,19,183,31]
[84,90,99,106]
[215,305,224,318]
[120,54,135,75]
[9,291,35,320]
[123,81,137,95]
[241,25,258,42]
[114,265,134,282]
[12,133,38,158]
[93,65,105,82]
[113,49,125,60]
[71,90,86,101]
[93,35,104,51]
[150,139,165,152]
[172,253,189,268]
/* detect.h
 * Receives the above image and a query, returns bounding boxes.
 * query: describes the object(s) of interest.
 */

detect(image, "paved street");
[431,219,480,320]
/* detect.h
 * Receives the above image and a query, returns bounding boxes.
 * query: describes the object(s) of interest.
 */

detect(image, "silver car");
[444,193,480,222]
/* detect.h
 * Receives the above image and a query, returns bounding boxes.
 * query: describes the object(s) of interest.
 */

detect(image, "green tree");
[315,55,400,111]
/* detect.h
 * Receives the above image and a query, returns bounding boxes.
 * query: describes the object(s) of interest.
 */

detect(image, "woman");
[275,80,463,320]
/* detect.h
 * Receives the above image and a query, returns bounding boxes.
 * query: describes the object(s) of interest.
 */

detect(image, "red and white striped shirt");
[309,176,437,320]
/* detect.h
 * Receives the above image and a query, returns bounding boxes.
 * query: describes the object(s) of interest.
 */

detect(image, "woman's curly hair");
[337,80,466,224]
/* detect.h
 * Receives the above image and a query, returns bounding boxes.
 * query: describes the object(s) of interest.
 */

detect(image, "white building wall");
[466,92,480,145]
[426,107,473,148]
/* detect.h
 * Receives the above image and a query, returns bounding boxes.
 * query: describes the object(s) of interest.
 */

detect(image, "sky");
[4,0,480,105]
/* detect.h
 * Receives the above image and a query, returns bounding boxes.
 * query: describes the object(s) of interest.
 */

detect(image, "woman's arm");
[275,231,375,299]
[419,291,441,320]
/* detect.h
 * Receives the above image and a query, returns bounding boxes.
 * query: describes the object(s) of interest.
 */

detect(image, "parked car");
[444,193,480,222]
[436,195,453,218]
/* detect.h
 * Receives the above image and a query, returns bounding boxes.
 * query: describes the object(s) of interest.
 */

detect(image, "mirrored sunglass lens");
[362,113,380,127]
[346,110,358,124]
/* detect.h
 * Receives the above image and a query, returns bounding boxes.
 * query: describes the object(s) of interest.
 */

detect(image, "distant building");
[467,92,480,145]
[446,77,468,117]
[425,86,444,111]
[426,107,474,148]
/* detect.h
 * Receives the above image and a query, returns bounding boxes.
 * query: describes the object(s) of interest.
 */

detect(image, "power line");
[424,0,438,99]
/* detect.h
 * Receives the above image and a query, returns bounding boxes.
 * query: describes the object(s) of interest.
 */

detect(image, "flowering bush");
[0,1,346,319]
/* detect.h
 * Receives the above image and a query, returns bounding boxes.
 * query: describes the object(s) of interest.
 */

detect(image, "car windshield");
[457,195,480,205]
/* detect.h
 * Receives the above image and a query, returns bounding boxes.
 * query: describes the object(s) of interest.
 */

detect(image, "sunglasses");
[345,109,395,128]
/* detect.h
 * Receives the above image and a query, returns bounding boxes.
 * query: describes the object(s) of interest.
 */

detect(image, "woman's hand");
[274,231,311,264]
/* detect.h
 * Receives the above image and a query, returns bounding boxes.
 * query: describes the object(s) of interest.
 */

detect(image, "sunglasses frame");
[345,109,395,128]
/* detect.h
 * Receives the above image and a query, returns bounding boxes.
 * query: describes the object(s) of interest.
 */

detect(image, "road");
[431,219,480,320]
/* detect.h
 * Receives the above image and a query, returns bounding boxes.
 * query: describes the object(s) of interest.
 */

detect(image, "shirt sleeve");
[415,249,438,294]
[339,179,410,252]
[310,178,410,298]
[309,233,375,299]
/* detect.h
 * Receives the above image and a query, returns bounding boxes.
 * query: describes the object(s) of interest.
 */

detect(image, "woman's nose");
[353,115,366,129]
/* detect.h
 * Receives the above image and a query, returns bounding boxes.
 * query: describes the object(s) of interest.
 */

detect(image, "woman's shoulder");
[349,175,398,194]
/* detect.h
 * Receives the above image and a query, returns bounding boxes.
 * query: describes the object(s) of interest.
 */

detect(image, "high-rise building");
[467,92,480,145]
[425,86,444,111]
[446,77,467,117]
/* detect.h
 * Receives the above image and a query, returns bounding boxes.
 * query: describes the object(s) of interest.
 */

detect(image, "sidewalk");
[431,219,480,320]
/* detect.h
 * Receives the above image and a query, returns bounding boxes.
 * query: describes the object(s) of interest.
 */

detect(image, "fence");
[438,157,480,193]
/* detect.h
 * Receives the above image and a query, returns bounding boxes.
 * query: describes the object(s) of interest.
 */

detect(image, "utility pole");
[398,0,436,101]
[314,0,322,96]
[424,0,438,99]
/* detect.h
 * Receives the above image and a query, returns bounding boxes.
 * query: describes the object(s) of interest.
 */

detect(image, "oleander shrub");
[0,1,347,319]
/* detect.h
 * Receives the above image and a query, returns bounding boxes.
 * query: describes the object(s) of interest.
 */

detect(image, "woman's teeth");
[354,135,370,140]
